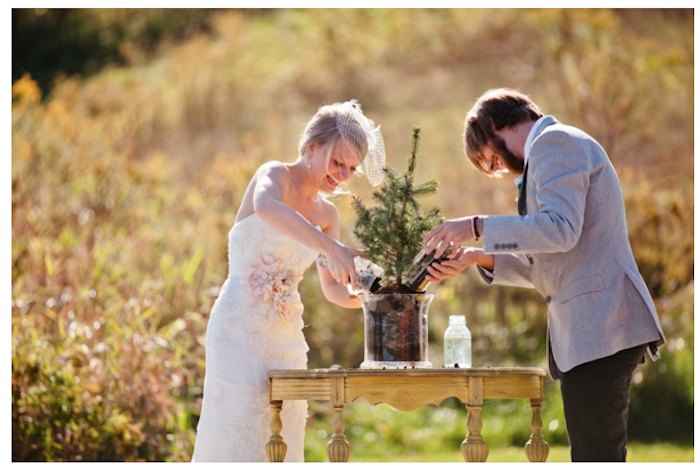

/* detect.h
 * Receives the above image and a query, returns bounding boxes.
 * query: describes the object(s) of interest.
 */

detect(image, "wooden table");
[266,367,549,462]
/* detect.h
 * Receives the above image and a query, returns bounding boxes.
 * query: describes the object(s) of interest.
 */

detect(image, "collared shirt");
[514,115,548,190]
[524,115,548,164]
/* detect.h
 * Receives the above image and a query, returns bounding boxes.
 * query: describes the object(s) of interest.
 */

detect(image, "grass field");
[303,397,693,463]
[342,442,693,462]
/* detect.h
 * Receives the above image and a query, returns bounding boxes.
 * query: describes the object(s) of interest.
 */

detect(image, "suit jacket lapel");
[518,163,529,216]
[517,115,558,216]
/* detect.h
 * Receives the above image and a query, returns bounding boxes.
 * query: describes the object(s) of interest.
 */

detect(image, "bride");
[191,100,385,462]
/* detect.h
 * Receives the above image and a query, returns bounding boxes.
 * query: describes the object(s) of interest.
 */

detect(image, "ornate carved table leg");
[327,405,350,462]
[266,400,287,462]
[461,405,489,462]
[461,376,489,462]
[524,399,549,462]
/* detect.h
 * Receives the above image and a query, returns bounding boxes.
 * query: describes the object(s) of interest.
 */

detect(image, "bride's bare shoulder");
[255,160,290,178]
[235,161,290,221]
[250,161,294,190]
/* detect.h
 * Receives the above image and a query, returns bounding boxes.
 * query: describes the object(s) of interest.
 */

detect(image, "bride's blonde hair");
[298,100,385,188]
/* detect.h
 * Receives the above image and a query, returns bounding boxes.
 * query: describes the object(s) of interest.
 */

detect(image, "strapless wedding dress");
[192,213,318,462]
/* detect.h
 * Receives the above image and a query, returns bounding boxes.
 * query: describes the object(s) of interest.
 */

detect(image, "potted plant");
[352,126,445,368]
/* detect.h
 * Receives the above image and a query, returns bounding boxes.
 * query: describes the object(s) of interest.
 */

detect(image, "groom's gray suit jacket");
[480,116,665,379]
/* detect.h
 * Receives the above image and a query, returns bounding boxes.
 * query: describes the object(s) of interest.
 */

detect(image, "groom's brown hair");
[463,88,543,174]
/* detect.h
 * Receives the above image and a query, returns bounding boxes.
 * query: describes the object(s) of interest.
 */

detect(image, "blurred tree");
[12,8,217,96]
[532,9,693,186]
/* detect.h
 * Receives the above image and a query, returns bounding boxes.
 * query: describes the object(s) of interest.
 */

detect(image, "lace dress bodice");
[209,213,320,356]
[227,212,319,287]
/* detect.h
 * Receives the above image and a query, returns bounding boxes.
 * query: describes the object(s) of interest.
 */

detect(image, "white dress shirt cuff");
[477,265,495,284]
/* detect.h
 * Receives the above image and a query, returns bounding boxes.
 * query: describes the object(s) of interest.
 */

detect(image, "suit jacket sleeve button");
[494,244,500,250]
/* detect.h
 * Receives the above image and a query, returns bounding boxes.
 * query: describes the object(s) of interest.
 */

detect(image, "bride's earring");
[307,161,313,169]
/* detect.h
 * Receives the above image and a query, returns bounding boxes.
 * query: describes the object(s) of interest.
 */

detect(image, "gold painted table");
[266,367,549,462]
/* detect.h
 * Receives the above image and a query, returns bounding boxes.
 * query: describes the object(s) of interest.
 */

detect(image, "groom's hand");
[423,216,476,257]
[425,246,485,283]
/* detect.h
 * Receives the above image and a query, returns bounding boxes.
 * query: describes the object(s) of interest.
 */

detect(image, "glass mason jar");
[443,315,472,368]
[358,293,434,369]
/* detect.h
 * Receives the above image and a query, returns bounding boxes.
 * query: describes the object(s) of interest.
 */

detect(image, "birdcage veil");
[335,100,386,186]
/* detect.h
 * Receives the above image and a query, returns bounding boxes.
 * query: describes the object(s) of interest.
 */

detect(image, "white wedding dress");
[192,213,318,462]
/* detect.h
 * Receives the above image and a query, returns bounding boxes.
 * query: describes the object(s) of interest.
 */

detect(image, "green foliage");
[304,387,565,462]
[304,388,693,461]
[629,342,694,443]
[12,334,144,461]
[352,127,443,289]
[628,280,694,443]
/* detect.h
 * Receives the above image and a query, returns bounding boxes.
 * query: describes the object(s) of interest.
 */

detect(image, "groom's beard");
[492,135,524,175]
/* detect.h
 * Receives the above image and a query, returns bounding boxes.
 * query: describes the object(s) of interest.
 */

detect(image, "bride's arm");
[315,207,362,309]
[253,162,360,291]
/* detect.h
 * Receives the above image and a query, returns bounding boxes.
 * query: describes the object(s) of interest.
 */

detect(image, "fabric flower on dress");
[242,254,302,322]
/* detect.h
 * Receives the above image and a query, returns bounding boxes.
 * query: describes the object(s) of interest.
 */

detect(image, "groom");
[423,88,665,462]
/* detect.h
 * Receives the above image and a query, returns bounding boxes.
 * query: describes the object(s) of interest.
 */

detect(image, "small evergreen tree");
[353,126,444,292]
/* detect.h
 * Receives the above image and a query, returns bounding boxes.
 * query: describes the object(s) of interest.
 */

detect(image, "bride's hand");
[324,245,363,289]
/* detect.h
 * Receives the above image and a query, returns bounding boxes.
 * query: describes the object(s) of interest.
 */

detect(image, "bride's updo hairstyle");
[298,100,386,187]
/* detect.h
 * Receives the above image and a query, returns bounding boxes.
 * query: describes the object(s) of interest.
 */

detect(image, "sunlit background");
[11,8,693,461]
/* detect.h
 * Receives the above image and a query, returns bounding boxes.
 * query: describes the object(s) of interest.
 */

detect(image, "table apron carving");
[267,368,549,462]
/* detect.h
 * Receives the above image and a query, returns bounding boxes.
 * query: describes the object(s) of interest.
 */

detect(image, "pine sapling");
[352,126,443,293]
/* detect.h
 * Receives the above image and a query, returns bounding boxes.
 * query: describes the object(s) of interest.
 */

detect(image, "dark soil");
[373,283,424,295]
